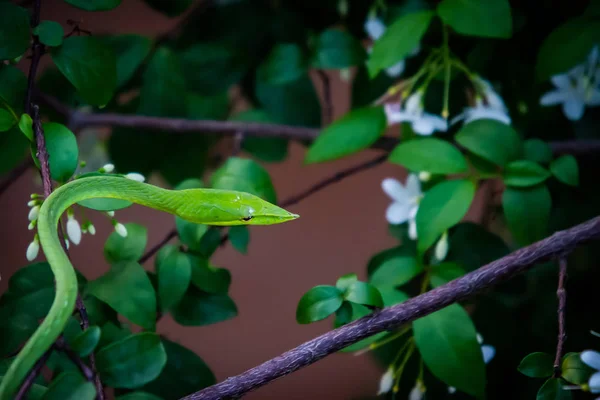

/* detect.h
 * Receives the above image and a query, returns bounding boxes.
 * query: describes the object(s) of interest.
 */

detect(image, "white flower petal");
[385,59,406,78]
[413,114,447,135]
[377,368,394,395]
[405,92,423,115]
[404,174,422,198]
[386,202,412,225]
[476,333,484,344]
[409,385,424,400]
[381,178,407,202]
[365,17,386,41]
[581,350,600,370]
[28,205,40,221]
[26,240,39,261]
[115,223,128,237]
[540,90,568,106]
[586,87,600,106]
[125,172,145,182]
[481,345,495,364]
[590,372,600,393]
[102,163,115,173]
[66,218,82,245]
[464,108,511,125]
[435,232,449,261]
[550,73,573,90]
[408,217,418,240]
[448,386,457,394]
[562,97,586,120]
[384,103,415,125]
[88,224,96,235]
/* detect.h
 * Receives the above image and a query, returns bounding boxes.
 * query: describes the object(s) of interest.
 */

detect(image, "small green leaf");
[18,113,33,141]
[344,282,383,308]
[550,155,579,186]
[116,392,163,400]
[0,108,15,132]
[437,0,512,39]
[296,285,344,324]
[429,263,466,287]
[367,11,434,77]
[65,0,121,11]
[34,21,64,47]
[96,332,166,389]
[104,223,148,263]
[0,125,28,175]
[70,326,101,357]
[388,138,468,174]
[51,36,117,106]
[106,35,152,88]
[370,256,422,290]
[448,222,509,272]
[517,352,554,378]
[561,352,593,385]
[87,261,156,330]
[257,44,307,85]
[0,3,30,60]
[229,226,249,254]
[336,273,358,292]
[455,120,522,166]
[171,286,237,326]
[524,139,553,164]
[416,179,476,253]
[414,304,485,399]
[157,250,192,310]
[311,28,366,69]
[211,157,277,203]
[503,160,551,187]
[0,65,27,110]
[189,256,231,294]
[41,372,96,400]
[536,378,572,400]
[503,185,551,246]
[34,122,79,182]
[305,106,386,164]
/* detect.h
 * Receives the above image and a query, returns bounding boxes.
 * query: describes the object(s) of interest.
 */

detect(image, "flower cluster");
[540,45,600,121]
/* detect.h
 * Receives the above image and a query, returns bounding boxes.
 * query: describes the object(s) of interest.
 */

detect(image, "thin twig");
[14,348,52,400]
[139,230,178,264]
[55,338,94,381]
[183,216,600,400]
[553,257,568,377]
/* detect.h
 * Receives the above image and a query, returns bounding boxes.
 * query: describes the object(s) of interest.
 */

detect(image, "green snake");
[0,175,298,399]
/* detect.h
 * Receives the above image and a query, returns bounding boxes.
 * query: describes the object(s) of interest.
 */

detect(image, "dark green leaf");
[416,179,476,252]
[550,155,579,186]
[343,282,383,308]
[0,108,15,132]
[305,106,386,163]
[18,113,33,141]
[41,372,96,400]
[536,378,572,400]
[157,249,192,310]
[1,262,55,322]
[503,160,551,187]
[87,261,157,330]
[0,125,28,175]
[141,338,215,399]
[335,273,358,292]
[189,256,231,294]
[517,352,554,378]
[503,185,551,246]
[97,322,130,349]
[0,65,27,110]
[414,304,486,399]
[116,392,163,400]
[296,285,344,324]
[70,326,101,357]
[104,223,148,263]
[96,333,166,388]
[447,222,508,271]
[175,218,208,252]
[369,256,422,290]
[210,156,277,203]
[83,295,118,327]
[561,352,593,385]
[437,0,512,38]
[388,138,468,174]
[143,0,194,17]
[0,3,30,60]
[34,21,64,47]
[232,109,289,162]
[229,226,250,254]
[455,119,522,166]
[106,35,152,88]
[51,36,117,106]
[0,312,38,357]
[65,0,121,11]
[524,139,553,164]
[367,11,434,77]
[381,288,410,307]
[311,28,366,69]
[429,262,466,287]
[257,44,307,85]
[171,286,237,326]
[32,123,78,182]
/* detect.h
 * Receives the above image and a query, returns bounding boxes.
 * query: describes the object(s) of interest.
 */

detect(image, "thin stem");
[14,349,51,400]
[553,257,568,377]
[139,230,178,264]
[442,25,451,119]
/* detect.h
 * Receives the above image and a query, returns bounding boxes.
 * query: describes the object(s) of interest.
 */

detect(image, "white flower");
[451,98,511,126]
[28,220,36,230]
[377,367,394,395]
[87,223,96,235]
[477,333,496,364]
[384,91,448,135]
[581,350,600,393]
[64,239,70,250]
[114,222,128,237]
[28,205,40,221]
[26,236,40,261]
[412,113,448,135]
[101,163,115,173]
[382,175,422,236]
[106,211,115,217]
[66,215,82,245]
[540,46,600,121]
[435,231,449,262]
[125,172,145,182]
[418,171,431,182]
[474,76,509,113]
[409,384,425,400]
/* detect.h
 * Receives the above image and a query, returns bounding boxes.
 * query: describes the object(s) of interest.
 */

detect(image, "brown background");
[0,1,489,398]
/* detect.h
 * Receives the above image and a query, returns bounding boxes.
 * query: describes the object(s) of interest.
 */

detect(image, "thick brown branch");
[182,216,600,400]
[553,257,568,376]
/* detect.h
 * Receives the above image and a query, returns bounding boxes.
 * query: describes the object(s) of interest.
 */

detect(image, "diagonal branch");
[182,216,600,400]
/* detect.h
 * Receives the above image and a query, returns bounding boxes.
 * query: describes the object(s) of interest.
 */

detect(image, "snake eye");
[241,216,253,222]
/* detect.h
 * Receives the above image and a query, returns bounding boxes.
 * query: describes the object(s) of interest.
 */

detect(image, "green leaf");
[455,119,522,166]
[34,21,64,47]
[104,223,148,263]
[116,392,163,400]
[0,125,28,175]
[524,139,553,164]
[87,261,156,330]
[41,372,96,400]
[0,108,15,132]
[416,179,476,252]
[143,0,194,17]
[0,3,30,60]
[175,218,208,253]
[370,256,422,290]
[96,332,166,389]
[311,28,366,69]
[189,256,231,294]
[51,36,117,106]
[429,262,466,287]
[517,352,554,378]
[388,138,468,174]
[141,338,215,399]
[343,282,383,308]
[550,155,579,186]
[437,0,512,39]
[536,378,572,400]
[70,326,101,357]
[414,304,486,399]
[257,44,307,85]
[171,286,237,326]
[32,122,78,182]
[447,222,509,271]
[106,35,152,88]
[296,285,344,324]
[503,185,551,246]
[65,0,121,11]
[229,226,250,254]
[98,322,131,349]
[0,312,38,357]
[232,109,288,162]
[367,11,434,77]
[0,65,27,110]
[536,18,600,82]
[157,249,192,310]
[503,160,551,187]
[305,106,386,164]
[18,113,33,141]
[335,273,358,292]
[211,157,277,203]
[561,352,593,385]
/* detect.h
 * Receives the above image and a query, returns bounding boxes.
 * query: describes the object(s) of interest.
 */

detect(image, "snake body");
[0,176,298,399]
